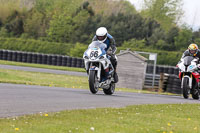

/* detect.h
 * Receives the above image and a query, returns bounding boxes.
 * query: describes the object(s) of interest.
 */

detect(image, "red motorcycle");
[177,56,200,99]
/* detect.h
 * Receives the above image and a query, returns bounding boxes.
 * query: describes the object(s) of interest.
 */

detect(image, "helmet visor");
[97,35,106,41]
[189,49,197,54]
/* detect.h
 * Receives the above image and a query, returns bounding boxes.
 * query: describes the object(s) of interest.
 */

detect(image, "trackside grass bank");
[0,60,179,95]
[0,60,85,72]
[0,68,176,94]
[0,68,89,89]
[0,104,200,133]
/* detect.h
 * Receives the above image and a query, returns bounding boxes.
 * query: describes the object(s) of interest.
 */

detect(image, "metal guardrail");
[144,73,160,87]
[165,74,181,94]
[0,49,84,68]
[146,64,179,75]
[144,73,182,94]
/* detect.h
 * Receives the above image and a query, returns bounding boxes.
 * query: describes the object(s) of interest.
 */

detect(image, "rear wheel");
[103,83,115,95]
[89,70,98,94]
[182,77,190,99]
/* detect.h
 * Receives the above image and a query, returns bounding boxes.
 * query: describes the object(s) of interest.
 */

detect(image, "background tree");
[122,39,146,49]
[46,1,96,44]
[165,26,179,50]
[89,0,137,16]
[192,29,200,44]
[141,0,183,31]
[0,10,25,37]
[174,27,193,50]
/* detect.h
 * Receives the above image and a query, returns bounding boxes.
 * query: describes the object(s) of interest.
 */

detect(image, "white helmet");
[96,27,108,43]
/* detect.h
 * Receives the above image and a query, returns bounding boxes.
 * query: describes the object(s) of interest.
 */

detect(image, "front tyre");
[103,83,115,95]
[182,77,190,99]
[89,70,98,94]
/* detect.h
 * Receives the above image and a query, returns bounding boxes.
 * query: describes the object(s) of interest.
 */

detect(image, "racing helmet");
[188,43,198,56]
[96,27,108,43]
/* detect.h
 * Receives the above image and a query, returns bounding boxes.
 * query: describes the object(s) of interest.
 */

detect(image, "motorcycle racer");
[181,43,200,59]
[92,27,118,83]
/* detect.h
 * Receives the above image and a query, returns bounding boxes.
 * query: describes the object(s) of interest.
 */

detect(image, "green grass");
[0,60,85,72]
[0,68,89,89]
[0,68,178,95]
[0,104,200,133]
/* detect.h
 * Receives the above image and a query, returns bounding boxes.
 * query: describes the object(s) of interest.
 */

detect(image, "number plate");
[87,48,102,60]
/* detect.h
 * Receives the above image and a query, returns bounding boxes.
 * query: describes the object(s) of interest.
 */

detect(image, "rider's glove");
[197,64,200,69]
[107,48,113,55]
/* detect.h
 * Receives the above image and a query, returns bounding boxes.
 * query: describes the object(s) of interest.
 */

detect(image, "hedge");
[0,37,183,66]
[0,37,73,55]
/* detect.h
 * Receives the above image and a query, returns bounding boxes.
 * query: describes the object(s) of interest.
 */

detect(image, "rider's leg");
[110,54,118,83]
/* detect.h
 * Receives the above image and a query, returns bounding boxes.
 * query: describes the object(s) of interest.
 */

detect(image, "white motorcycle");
[177,56,200,99]
[83,41,116,95]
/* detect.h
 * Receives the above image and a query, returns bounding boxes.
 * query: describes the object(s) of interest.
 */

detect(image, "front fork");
[89,63,101,81]
[181,73,192,89]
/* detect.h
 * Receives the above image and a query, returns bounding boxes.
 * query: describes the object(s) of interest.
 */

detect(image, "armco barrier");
[17,52,22,62]
[146,64,179,76]
[27,52,32,63]
[76,58,82,68]
[144,73,160,87]
[12,51,17,61]
[145,73,182,94]
[0,50,3,60]
[42,54,47,64]
[47,55,52,65]
[67,56,72,67]
[32,53,37,64]
[61,56,67,66]
[145,63,181,93]
[37,54,42,64]
[52,55,57,65]
[0,49,84,68]
[81,59,85,68]
[2,50,8,60]
[57,56,62,66]
[165,74,181,94]
[0,49,180,72]
[22,52,27,62]
[71,57,77,67]
[7,51,12,61]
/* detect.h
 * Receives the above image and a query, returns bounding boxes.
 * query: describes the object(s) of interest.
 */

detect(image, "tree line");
[0,0,200,65]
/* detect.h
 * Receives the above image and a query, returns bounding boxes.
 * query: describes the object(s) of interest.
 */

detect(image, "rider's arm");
[109,37,117,54]
[181,50,189,59]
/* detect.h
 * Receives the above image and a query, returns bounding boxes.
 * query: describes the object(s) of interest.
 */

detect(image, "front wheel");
[103,83,115,95]
[182,77,190,99]
[89,70,99,94]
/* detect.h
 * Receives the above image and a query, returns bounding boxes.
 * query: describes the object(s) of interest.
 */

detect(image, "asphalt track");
[0,83,200,118]
[0,64,200,118]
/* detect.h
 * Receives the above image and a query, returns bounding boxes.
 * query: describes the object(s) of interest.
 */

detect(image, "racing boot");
[110,54,118,83]
[113,70,118,83]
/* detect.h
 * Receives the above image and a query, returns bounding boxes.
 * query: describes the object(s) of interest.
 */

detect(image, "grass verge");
[0,104,200,133]
[0,68,89,89]
[0,60,179,95]
[0,60,85,72]
[0,68,178,95]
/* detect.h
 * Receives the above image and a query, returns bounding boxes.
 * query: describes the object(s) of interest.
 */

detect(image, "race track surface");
[0,83,199,118]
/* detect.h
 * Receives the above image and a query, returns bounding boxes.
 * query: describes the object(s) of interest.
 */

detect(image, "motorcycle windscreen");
[88,41,107,50]
[183,56,194,66]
